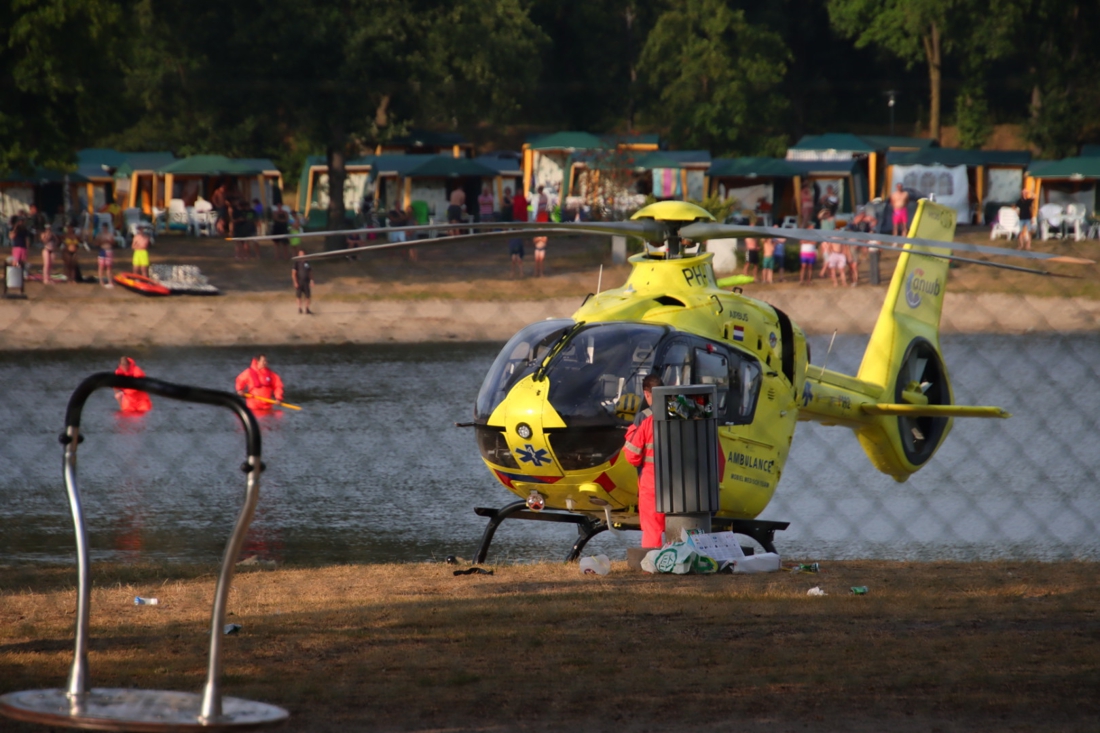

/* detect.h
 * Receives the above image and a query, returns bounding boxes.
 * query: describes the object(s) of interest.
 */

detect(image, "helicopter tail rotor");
[799,200,1009,481]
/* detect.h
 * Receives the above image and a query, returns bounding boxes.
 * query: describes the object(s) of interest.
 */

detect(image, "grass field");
[2,560,1098,732]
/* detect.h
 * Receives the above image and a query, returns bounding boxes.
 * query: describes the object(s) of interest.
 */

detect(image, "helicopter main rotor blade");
[232,219,667,245]
[289,226,639,262]
[679,223,1096,265]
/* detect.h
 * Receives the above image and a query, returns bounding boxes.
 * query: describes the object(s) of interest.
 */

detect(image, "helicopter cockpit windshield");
[475,318,575,421]
[543,323,668,428]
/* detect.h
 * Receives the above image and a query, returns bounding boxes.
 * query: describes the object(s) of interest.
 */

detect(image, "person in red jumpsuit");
[235,354,284,411]
[114,356,152,413]
[624,374,665,548]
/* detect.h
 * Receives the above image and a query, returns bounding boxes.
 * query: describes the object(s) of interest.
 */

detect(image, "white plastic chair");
[167,198,190,232]
[192,200,215,237]
[122,207,153,246]
[780,215,798,228]
[990,207,1020,240]
[1064,203,1087,241]
[1039,203,1064,240]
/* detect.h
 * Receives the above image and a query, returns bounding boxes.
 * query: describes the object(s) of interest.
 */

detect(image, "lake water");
[1,335,1097,566]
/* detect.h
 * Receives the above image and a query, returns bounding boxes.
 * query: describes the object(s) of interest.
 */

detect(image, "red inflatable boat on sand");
[114,273,172,297]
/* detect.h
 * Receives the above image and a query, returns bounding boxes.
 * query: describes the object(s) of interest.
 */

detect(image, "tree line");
[2,0,1096,186]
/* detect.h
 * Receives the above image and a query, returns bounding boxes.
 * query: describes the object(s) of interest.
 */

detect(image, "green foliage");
[1025,88,1083,160]
[0,0,127,172]
[1017,0,1100,158]
[637,0,789,156]
[690,195,739,222]
[955,89,992,150]
[828,0,949,68]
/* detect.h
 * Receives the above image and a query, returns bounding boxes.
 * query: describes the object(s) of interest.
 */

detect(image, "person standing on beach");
[799,185,814,228]
[10,216,28,271]
[890,184,910,236]
[507,187,527,277]
[534,186,549,223]
[447,187,466,236]
[61,225,81,283]
[131,227,150,277]
[95,224,114,287]
[235,354,284,412]
[478,185,495,222]
[742,235,760,279]
[39,228,58,285]
[761,238,775,284]
[799,227,817,285]
[271,201,290,260]
[292,250,313,314]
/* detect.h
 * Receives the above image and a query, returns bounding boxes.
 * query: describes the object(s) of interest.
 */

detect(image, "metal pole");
[63,427,89,701]
[200,454,262,723]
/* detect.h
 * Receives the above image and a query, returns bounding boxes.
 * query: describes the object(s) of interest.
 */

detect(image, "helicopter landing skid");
[472,501,789,564]
[474,502,610,564]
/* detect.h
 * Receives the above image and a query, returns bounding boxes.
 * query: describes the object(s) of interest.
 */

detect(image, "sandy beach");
[2,289,1100,351]
[2,232,1097,350]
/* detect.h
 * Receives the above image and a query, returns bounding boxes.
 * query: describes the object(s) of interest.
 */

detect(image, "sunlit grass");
[2,560,1097,732]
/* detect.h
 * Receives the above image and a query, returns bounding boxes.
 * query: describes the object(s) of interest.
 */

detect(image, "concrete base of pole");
[664,513,712,544]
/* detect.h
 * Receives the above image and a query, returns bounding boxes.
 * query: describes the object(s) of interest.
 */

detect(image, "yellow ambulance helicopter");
[235,199,1090,560]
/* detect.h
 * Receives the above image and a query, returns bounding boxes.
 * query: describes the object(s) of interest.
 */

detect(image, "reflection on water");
[0,335,1098,565]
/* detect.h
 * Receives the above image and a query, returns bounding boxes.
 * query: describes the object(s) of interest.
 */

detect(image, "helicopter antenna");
[817,330,838,380]
[597,264,603,295]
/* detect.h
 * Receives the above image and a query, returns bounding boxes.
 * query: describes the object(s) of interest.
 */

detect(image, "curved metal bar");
[59,373,261,725]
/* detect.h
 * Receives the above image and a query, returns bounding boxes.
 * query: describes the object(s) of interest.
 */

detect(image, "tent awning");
[787,158,861,176]
[1028,156,1100,180]
[887,149,1031,167]
[527,131,609,151]
[158,155,265,176]
[402,156,499,178]
[1,168,89,184]
[709,157,799,178]
[114,152,178,178]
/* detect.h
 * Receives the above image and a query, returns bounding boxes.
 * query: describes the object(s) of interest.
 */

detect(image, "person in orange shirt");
[235,354,284,411]
[623,374,665,548]
[114,356,152,413]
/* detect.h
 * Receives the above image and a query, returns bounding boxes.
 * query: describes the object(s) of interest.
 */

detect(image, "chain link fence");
[1,231,1097,566]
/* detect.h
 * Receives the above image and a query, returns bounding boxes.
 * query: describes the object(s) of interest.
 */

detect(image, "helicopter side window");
[654,337,762,424]
[658,342,692,387]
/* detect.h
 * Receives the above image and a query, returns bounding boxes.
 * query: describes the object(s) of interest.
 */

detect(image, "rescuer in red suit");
[114,356,152,413]
[234,354,284,411]
[624,374,665,548]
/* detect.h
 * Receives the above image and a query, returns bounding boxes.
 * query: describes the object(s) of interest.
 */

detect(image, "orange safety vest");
[234,360,284,411]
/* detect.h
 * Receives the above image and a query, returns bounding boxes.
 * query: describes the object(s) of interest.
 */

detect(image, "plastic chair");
[167,198,190,232]
[990,207,1021,240]
[780,215,798,228]
[1064,203,1087,241]
[1039,203,1064,240]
